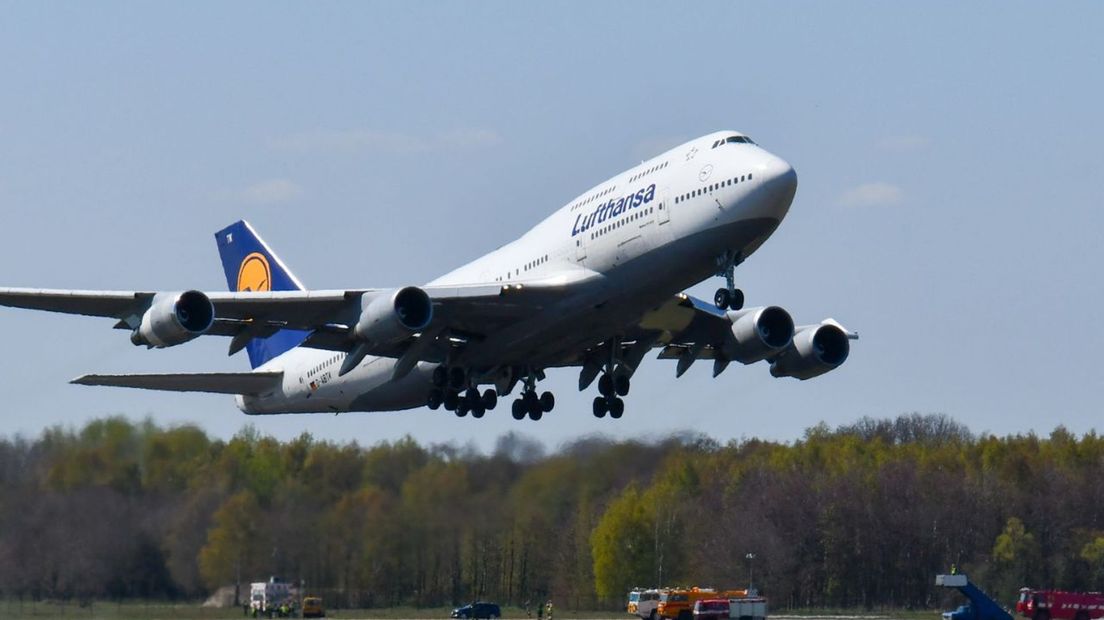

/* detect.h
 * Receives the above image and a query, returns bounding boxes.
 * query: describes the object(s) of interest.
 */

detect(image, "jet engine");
[131,290,215,348]
[769,321,851,380]
[722,305,794,364]
[353,286,433,345]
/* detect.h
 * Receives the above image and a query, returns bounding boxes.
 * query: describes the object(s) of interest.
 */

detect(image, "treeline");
[1,414,1103,610]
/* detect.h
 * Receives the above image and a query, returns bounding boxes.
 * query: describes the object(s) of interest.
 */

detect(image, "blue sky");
[0,2,1101,450]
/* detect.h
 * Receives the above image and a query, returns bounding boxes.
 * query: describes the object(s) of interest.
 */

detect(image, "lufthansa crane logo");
[237,252,271,292]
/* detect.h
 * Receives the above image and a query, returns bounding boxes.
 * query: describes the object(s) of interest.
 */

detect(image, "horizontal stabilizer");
[71,371,283,395]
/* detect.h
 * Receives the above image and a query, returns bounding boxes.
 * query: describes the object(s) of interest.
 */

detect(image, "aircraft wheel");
[448,366,467,390]
[511,399,526,420]
[609,397,624,419]
[526,392,542,419]
[539,391,555,412]
[456,398,470,417]
[598,373,613,397]
[731,288,744,310]
[714,288,731,309]
[523,390,538,408]
[427,389,443,410]
[443,391,459,411]
[592,396,607,418]
[482,388,498,410]
[471,403,486,418]
[432,365,448,387]
[465,387,480,403]
[614,374,630,397]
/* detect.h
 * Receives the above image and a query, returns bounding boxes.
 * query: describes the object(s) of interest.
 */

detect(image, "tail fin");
[215,220,309,369]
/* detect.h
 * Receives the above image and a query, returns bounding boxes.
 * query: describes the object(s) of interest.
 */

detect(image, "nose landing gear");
[714,250,744,310]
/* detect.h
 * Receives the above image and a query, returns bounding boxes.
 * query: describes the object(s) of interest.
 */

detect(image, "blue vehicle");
[451,602,502,619]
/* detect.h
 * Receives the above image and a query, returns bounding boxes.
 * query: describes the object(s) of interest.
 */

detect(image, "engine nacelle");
[353,286,433,344]
[131,290,215,348]
[721,306,794,364]
[769,322,850,380]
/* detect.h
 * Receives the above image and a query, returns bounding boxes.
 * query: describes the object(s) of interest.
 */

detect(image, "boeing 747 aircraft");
[0,131,856,420]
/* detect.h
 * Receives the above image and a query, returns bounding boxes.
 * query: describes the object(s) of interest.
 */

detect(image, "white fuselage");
[239,131,798,414]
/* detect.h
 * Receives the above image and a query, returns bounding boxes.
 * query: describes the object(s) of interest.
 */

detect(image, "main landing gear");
[510,368,554,421]
[426,366,498,418]
[714,250,744,310]
[590,340,631,419]
[428,365,553,421]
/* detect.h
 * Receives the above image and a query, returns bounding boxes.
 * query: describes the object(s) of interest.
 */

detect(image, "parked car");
[302,596,325,618]
[451,602,502,619]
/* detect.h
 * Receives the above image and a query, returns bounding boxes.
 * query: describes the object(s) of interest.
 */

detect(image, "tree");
[198,491,263,603]
[590,485,654,601]
[991,517,1042,601]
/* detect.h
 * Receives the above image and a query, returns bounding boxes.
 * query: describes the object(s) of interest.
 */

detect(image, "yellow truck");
[302,596,325,618]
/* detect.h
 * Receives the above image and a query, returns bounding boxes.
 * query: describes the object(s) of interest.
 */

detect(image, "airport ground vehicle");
[728,597,767,620]
[302,596,325,618]
[937,574,1012,620]
[1016,588,1104,620]
[693,599,730,620]
[693,597,768,620]
[451,602,502,619]
[250,578,293,617]
[629,589,663,618]
[659,588,748,620]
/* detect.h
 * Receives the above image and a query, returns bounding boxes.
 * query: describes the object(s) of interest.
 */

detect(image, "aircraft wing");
[0,269,599,362]
[0,287,354,324]
[637,292,735,349]
[71,371,283,395]
[618,293,857,380]
[0,289,155,318]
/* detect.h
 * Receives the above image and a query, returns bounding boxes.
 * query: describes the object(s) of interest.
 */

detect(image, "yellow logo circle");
[237,252,271,292]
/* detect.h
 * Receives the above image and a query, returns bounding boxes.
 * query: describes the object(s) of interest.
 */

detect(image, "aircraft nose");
[759,154,797,195]
[756,153,797,219]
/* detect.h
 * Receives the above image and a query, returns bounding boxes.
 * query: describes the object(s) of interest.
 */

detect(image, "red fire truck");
[1017,588,1104,620]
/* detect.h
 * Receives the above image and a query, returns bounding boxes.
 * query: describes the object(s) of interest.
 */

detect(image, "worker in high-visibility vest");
[546,600,554,620]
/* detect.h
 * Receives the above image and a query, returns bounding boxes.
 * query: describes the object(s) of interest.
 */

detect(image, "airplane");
[0,130,857,421]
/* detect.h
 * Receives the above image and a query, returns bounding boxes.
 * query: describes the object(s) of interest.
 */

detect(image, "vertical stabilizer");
[214,220,309,369]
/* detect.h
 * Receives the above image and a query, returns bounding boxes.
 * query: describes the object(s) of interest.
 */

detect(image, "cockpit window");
[712,135,756,148]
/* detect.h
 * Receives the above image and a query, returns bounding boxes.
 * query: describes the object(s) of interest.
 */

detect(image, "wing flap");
[71,371,283,395]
